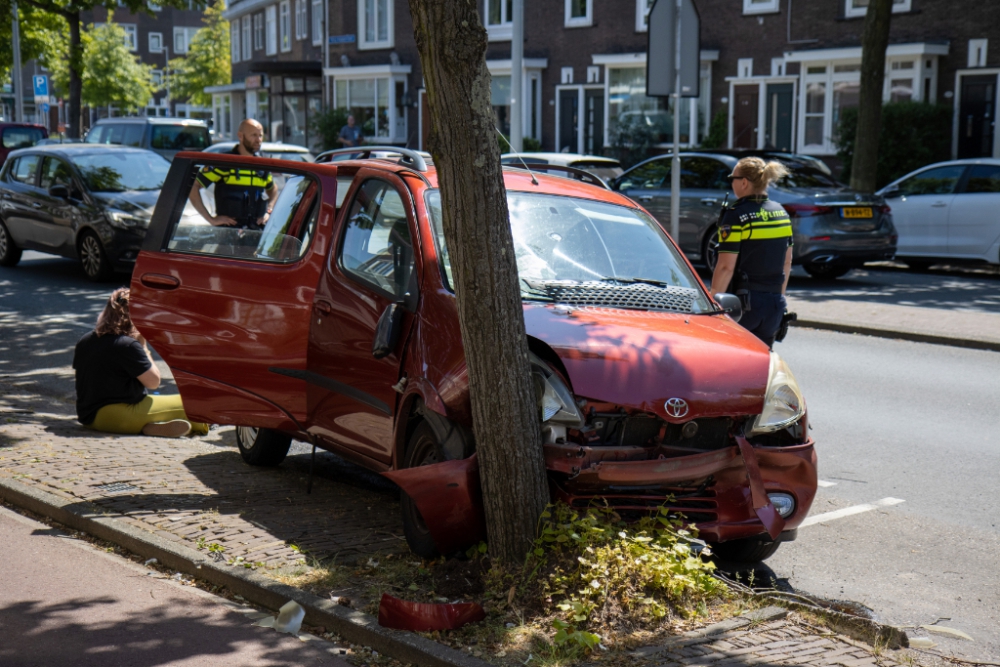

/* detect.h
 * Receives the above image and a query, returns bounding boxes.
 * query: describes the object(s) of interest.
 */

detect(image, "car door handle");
[140,273,180,290]
[637,195,654,202]
[31,202,42,208]
[701,198,718,206]
[314,300,333,316]
[931,201,948,207]
[1,194,10,200]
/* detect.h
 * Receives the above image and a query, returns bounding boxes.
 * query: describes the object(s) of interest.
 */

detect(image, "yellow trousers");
[88,394,209,436]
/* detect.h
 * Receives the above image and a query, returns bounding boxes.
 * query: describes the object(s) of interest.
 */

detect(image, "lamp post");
[163,45,170,116]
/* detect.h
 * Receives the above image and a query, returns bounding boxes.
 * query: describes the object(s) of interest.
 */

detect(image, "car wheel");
[235,426,292,467]
[78,231,113,282]
[0,219,22,267]
[711,536,781,564]
[803,263,852,279]
[400,421,444,559]
[702,226,719,272]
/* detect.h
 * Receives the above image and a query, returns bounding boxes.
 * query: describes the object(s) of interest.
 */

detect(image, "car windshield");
[150,125,211,150]
[426,191,713,313]
[2,127,45,149]
[774,161,841,188]
[72,152,171,192]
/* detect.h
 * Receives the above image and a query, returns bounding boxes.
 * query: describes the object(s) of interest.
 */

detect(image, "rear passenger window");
[106,124,125,144]
[169,162,319,264]
[339,179,415,301]
[9,155,40,184]
[681,157,730,190]
[898,166,965,196]
[122,124,145,147]
[964,165,1000,193]
[617,159,669,190]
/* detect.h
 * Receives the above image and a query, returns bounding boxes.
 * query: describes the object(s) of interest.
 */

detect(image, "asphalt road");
[3,252,999,660]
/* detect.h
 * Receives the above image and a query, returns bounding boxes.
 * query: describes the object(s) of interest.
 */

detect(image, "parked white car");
[500,152,623,183]
[878,159,1000,268]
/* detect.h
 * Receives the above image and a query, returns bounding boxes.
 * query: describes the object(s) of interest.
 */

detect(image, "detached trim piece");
[269,367,391,415]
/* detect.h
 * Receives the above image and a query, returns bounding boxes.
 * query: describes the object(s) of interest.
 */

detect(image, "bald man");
[189,119,278,228]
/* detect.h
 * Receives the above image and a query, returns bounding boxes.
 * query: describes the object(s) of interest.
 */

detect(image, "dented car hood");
[523,303,770,422]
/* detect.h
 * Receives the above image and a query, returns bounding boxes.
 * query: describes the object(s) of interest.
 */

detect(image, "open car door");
[129,152,339,432]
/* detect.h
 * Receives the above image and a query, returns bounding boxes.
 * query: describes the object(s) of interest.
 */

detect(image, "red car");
[130,148,816,563]
[0,123,48,165]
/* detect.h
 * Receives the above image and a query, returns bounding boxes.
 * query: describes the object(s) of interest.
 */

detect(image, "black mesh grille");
[528,280,698,313]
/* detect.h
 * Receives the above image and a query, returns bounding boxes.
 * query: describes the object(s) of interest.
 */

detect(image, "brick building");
[218,0,1000,162]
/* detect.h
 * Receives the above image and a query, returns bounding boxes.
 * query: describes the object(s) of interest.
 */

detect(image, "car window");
[84,126,105,144]
[898,165,965,196]
[170,166,320,263]
[150,125,211,150]
[105,124,125,144]
[9,155,40,185]
[122,124,145,147]
[72,152,170,192]
[2,127,45,149]
[772,161,841,188]
[617,159,669,190]
[963,165,1000,194]
[39,157,74,190]
[340,179,415,300]
[681,157,730,190]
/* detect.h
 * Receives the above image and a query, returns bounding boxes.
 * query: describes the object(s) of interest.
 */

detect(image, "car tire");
[803,262,852,279]
[78,231,114,282]
[711,536,781,564]
[905,259,933,271]
[235,426,292,467]
[0,218,22,267]
[702,226,719,272]
[400,421,444,559]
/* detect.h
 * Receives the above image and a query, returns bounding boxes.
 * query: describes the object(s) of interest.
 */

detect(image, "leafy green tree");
[167,0,228,107]
[81,16,154,112]
[0,0,68,91]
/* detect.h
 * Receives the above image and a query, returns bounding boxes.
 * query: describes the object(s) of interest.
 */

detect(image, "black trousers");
[739,291,786,348]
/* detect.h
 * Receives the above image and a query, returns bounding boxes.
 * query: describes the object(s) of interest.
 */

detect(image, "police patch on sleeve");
[719,225,731,241]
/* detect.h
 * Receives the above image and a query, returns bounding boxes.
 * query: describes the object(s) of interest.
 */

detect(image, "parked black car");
[0,145,170,281]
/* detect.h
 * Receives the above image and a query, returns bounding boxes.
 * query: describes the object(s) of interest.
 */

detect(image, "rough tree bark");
[849,0,893,193]
[406,0,549,565]
[67,13,82,139]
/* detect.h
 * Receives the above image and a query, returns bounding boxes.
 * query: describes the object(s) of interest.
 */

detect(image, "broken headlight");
[748,352,805,436]
[530,354,583,427]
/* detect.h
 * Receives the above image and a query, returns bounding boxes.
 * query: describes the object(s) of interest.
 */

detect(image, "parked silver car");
[612,152,897,278]
[876,159,1000,269]
[204,141,316,162]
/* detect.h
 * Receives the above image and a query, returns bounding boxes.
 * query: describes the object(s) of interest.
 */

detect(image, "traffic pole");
[669,0,681,243]
[12,0,24,123]
[510,0,523,152]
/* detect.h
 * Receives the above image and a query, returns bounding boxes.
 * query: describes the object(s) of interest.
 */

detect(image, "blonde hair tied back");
[735,156,789,192]
[95,287,139,338]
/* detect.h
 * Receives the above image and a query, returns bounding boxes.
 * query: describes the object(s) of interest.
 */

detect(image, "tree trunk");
[406,0,549,565]
[67,11,82,139]
[849,0,893,193]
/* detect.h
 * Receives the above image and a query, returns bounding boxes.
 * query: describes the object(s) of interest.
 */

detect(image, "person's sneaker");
[142,420,192,438]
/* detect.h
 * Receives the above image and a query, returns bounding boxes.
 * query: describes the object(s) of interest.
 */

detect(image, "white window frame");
[151,69,163,88]
[123,24,138,51]
[148,0,161,10]
[231,22,240,63]
[743,0,779,15]
[325,64,412,142]
[564,0,592,28]
[295,0,307,40]
[279,0,291,52]
[358,0,394,50]
[844,0,911,19]
[969,39,988,68]
[253,13,264,51]
[242,15,252,60]
[635,0,651,33]
[311,0,323,45]
[148,31,163,53]
[173,26,200,54]
[266,5,278,55]
[738,58,753,78]
[483,0,512,41]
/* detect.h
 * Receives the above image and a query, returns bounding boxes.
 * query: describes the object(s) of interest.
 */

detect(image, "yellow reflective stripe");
[735,224,793,241]
[198,168,224,183]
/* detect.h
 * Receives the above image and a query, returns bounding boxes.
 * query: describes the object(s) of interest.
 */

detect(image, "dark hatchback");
[0,145,170,281]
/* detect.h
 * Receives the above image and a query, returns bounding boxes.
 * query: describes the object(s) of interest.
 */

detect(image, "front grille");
[528,280,698,313]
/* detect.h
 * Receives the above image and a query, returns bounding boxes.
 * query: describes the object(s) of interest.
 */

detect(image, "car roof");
[7,144,161,160]
[502,152,621,165]
[92,117,208,126]
[880,158,1000,188]
[0,123,46,130]
[207,141,311,152]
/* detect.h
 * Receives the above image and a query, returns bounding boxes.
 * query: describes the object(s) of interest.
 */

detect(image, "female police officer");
[709,157,792,348]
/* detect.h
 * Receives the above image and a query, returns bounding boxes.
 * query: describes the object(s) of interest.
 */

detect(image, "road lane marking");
[800,497,905,527]
[817,480,837,487]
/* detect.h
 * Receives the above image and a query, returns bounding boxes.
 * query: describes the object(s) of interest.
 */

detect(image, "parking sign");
[33,75,48,104]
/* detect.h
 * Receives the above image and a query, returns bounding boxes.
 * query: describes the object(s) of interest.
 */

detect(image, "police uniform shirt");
[196,145,273,226]
[716,195,793,293]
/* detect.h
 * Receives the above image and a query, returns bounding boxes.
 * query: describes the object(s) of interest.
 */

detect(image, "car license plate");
[841,207,873,219]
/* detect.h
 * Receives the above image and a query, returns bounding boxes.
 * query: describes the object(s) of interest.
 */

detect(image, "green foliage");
[167,0,229,107]
[522,136,542,152]
[526,503,726,630]
[550,619,601,659]
[0,1,68,89]
[606,115,656,169]
[834,102,952,188]
[701,106,728,149]
[310,106,352,151]
[82,16,155,112]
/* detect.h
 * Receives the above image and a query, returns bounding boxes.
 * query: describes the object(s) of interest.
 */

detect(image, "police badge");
[719,225,732,241]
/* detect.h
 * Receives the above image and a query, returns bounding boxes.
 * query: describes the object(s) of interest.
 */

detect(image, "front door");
[583,89,605,155]
[890,164,966,257]
[680,156,731,256]
[558,88,580,153]
[36,156,79,255]
[306,173,418,465]
[764,83,793,151]
[958,75,996,159]
[733,85,759,149]
[947,163,1000,258]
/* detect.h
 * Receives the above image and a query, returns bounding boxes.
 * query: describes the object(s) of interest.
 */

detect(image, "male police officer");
[188,119,278,228]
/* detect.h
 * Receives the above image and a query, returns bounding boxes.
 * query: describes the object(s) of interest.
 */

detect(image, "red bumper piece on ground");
[377,593,486,631]
[734,435,786,540]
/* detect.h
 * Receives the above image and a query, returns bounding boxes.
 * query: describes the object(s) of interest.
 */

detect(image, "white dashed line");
[800,497,905,527]
[816,480,837,488]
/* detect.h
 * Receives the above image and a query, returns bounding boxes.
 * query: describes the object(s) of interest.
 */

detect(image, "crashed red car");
[130,148,816,564]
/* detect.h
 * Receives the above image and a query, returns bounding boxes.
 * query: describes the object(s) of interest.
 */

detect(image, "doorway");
[733,85,759,149]
[557,86,605,155]
[765,83,793,151]
[958,74,997,159]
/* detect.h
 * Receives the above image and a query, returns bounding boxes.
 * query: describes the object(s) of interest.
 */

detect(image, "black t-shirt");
[717,195,793,293]
[72,331,152,425]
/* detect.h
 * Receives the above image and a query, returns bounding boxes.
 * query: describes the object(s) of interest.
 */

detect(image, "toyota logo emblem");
[664,398,689,419]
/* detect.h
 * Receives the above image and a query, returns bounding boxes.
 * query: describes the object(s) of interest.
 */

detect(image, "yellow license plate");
[842,207,873,219]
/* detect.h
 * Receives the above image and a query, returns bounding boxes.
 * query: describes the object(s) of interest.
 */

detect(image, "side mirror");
[372,302,403,359]
[714,293,743,323]
[881,185,901,198]
[49,184,70,199]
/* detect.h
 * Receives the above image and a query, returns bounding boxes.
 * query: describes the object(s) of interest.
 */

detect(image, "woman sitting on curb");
[73,288,209,438]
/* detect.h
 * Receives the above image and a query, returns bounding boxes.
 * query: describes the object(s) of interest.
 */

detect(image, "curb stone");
[0,477,491,667]
[756,594,909,650]
[790,318,1000,353]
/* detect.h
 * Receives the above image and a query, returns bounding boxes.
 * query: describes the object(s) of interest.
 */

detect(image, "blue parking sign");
[33,75,48,98]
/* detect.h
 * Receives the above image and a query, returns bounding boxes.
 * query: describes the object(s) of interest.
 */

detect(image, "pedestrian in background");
[73,288,209,438]
[710,157,793,348]
[338,114,364,147]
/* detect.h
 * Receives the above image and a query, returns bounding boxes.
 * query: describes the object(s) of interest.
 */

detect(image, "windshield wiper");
[520,278,554,302]
[600,276,671,287]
